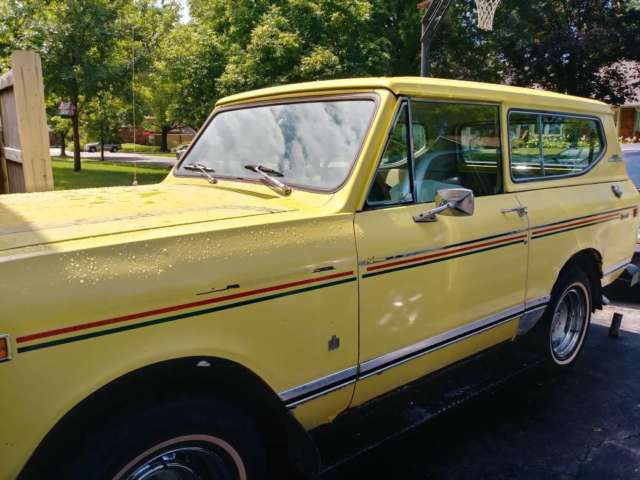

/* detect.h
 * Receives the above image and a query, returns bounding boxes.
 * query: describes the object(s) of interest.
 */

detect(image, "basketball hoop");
[474,0,501,31]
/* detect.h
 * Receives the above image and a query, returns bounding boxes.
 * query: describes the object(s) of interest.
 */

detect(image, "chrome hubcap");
[125,445,239,480]
[550,284,588,362]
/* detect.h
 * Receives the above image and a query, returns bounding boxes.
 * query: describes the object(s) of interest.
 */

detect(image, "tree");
[489,0,640,104]
[84,90,128,161]
[136,1,183,151]
[46,96,72,157]
[2,0,131,171]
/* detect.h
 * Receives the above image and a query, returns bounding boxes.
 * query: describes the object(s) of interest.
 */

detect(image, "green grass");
[119,143,178,158]
[52,158,170,190]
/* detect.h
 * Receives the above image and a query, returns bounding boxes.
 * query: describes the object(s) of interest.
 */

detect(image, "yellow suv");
[1,78,638,479]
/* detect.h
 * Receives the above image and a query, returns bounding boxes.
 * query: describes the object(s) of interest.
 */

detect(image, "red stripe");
[17,270,354,344]
[367,234,527,273]
[532,213,618,236]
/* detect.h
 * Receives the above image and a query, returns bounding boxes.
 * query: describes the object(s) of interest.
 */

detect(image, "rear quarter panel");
[502,106,640,301]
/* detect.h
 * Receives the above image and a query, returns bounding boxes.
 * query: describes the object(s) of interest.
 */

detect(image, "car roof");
[217,77,612,115]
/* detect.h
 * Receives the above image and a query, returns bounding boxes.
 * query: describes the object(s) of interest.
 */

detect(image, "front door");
[352,98,529,405]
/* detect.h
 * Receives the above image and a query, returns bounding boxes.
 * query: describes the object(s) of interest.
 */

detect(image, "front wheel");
[59,397,267,480]
[539,267,592,368]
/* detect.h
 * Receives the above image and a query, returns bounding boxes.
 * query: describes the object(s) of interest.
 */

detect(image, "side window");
[542,115,603,175]
[410,101,501,203]
[509,111,604,180]
[366,104,414,206]
[509,112,542,179]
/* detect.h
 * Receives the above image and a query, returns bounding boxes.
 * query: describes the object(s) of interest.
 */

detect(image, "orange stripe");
[532,213,618,236]
[367,234,527,273]
[17,270,354,344]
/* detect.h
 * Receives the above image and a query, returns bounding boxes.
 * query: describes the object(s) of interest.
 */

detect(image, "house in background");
[613,61,640,142]
[617,102,640,142]
[118,125,197,149]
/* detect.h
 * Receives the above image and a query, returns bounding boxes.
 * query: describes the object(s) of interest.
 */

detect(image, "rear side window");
[509,111,604,181]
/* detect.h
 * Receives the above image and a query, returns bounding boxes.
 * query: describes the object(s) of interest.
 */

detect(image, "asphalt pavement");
[322,300,640,480]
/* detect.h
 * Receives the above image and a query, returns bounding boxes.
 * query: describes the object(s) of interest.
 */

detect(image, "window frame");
[507,108,607,184]
[363,97,504,210]
[363,98,416,210]
[173,92,380,194]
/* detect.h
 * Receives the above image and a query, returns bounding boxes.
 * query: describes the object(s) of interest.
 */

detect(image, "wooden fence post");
[0,51,53,194]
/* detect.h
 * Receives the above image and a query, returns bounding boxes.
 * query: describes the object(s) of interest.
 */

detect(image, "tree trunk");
[59,131,67,157]
[161,126,171,152]
[100,122,105,162]
[71,97,81,172]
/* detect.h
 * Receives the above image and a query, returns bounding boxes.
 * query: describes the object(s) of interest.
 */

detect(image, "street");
[323,300,640,479]
[49,148,177,168]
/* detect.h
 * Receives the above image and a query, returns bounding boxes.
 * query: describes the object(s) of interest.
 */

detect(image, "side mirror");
[413,188,475,223]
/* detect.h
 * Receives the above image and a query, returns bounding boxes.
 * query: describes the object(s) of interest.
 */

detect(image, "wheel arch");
[19,356,320,479]
[559,248,603,311]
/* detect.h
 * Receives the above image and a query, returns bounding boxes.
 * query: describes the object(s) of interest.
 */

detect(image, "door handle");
[501,206,528,217]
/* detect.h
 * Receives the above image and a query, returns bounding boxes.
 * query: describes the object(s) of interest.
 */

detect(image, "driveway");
[322,301,640,480]
[49,148,176,168]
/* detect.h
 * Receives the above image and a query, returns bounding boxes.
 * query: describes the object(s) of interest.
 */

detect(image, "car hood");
[0,184,295,252]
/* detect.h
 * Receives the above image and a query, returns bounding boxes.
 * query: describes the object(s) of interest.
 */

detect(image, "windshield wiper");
[244,165,292,196]
[184,163,218,184]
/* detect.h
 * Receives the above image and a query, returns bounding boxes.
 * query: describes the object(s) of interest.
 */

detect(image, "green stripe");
[18,277,357,353]
[362,239,525,278]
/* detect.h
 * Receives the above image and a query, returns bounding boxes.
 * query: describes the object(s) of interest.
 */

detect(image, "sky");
[177,0,191,22]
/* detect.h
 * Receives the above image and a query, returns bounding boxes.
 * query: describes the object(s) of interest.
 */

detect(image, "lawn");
[52,158,170,190]
[120,143,179,157]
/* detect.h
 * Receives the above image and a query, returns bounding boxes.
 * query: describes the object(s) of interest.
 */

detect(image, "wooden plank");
[0,70,14,91]
[3,146,22,163]
[6,159,25,193]
[8,51,53,192]
[0,90,20,148]
[0,128,8,194]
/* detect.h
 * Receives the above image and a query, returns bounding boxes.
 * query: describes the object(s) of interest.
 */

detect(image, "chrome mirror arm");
[413,202,453,222]
[412,188,475,223]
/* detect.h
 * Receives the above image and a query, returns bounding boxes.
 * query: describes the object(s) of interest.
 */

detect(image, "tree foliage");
[0,0,639,146]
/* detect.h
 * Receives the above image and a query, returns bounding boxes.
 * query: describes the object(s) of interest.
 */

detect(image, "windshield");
[177,98,377,191]
[624,151,640,189]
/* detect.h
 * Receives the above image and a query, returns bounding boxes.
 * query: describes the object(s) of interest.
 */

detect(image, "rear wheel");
[59,396,266,480]
[539,267,592,368]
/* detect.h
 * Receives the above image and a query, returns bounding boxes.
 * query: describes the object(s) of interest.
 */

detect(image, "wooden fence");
[0,51,53,194]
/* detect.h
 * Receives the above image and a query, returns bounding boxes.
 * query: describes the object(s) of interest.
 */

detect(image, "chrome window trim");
[409,98,504,201]
[507,108,607,184]
[279,366,357,407]
[362,97,413,211]
[0,334,12,363]
[358,304,526,379]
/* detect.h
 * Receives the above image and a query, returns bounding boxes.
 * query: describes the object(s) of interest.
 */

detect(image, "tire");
[538,266,592,370]
[57,396,267,480]
[89,147,97,153]
[111,147,118,152]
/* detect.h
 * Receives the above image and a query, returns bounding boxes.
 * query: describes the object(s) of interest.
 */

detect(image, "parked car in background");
[1,78,639,479]
[85,142,121,153]
[175,143,190,159]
